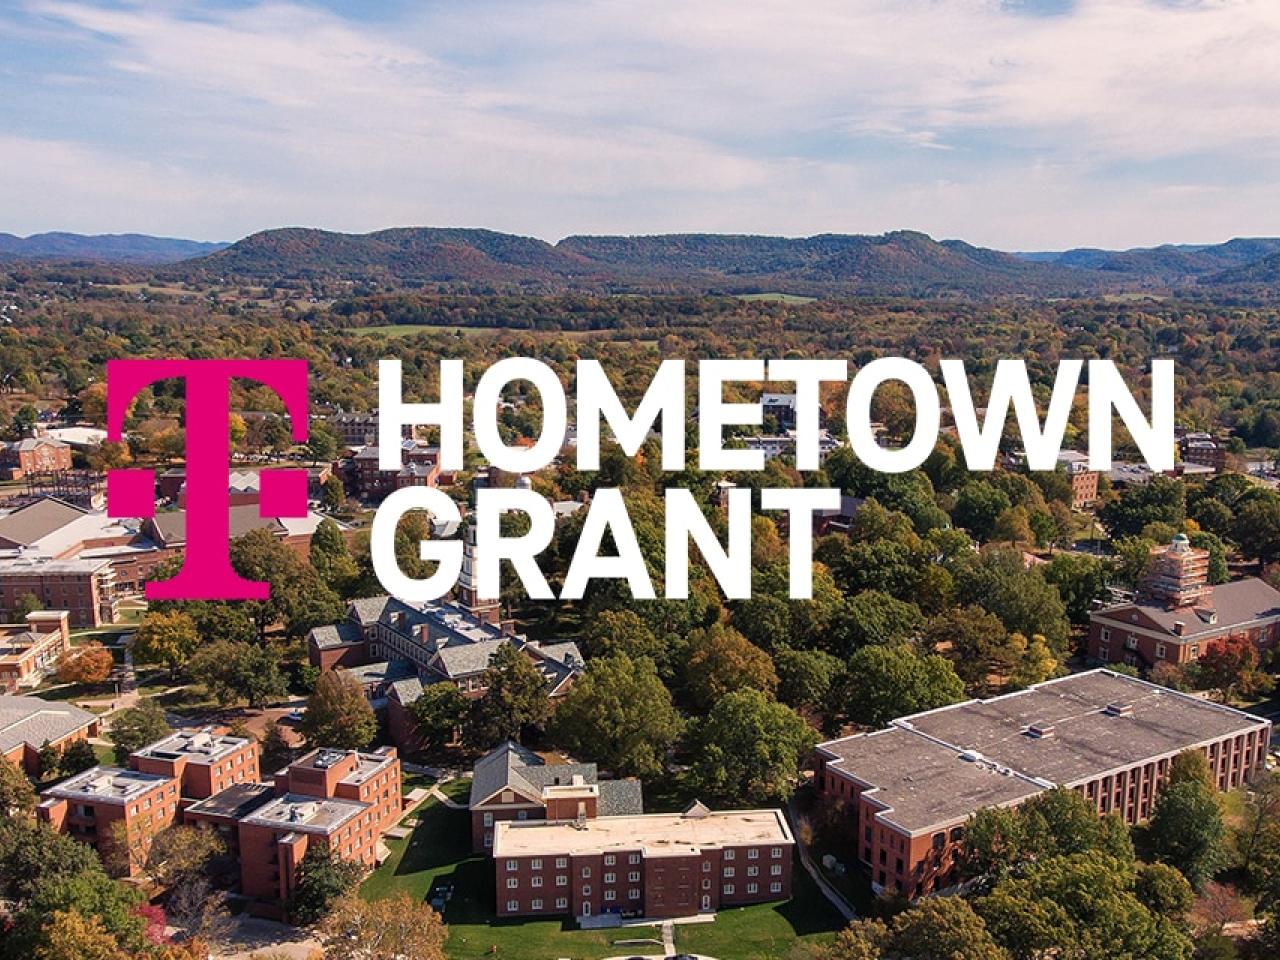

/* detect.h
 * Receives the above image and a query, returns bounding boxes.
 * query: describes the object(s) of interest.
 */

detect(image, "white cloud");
[6,0,1280,247]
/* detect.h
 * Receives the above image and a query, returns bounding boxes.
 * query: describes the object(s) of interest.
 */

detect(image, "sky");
[1,0,1278,250]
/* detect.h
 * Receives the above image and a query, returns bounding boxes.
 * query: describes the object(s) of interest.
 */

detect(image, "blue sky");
[2,0,1278,249]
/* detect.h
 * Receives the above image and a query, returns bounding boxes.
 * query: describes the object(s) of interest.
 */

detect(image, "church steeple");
[456,515,502,626]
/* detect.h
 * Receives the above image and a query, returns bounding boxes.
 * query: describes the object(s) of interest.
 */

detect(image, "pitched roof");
[0,695,97,755]
[468,741,643,816]
[308,620,365,651]
[0,498,87,547]
[1092,576,1280,641]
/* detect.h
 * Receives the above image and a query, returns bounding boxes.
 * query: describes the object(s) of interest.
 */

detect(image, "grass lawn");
[93,742,117,766]
[673,866,845,960]
[735,292,817,304]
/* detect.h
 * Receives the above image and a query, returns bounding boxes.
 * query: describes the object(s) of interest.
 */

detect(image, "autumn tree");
[32,909,128,960]
[317,893,447,960]
[132,610,199,677]
[301,669,377,750]
[681,623,778,711]
[57,642,114,686]
[0,757,37,818]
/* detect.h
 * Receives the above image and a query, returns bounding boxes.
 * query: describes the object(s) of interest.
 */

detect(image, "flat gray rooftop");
[819,670,1269,834]
[818,727,1045,833]
[134,729,251,765]
[904,670,1267,786]
[42,766,172,804]
[242,792,366,834]
[183,782,274,820]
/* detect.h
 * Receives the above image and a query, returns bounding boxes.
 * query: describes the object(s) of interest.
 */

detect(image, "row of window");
[503,881,786,913]
[504,847,785,874]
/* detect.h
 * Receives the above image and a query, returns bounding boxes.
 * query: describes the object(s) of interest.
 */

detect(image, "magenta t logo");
[106,359,310,601]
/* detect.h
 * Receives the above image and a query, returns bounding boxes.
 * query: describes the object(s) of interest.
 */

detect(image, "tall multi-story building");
[38,767,182,869]
[813,669,1270,899]
[130,728,262,801]
[1087,534,1280,667]
[1055,450,1100,509]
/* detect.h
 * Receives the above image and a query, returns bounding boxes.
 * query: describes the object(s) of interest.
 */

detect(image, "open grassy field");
[735,292,817,303]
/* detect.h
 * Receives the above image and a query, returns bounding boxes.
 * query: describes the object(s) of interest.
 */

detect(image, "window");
[1125,634,1138,650]
[723,884,735,895]
[629,853,641,864]
[581,885,592,896]
[532,877,543,888]
[505,860,517,871]
[771,882,782,893]
[1101,627,1110,641]
[1155,642,1166,660]
[702,878,711,890]
[771,847,782,858]
[531,858,542,870]
[581,867,591,878]
[604,873,616,884]
[771,865,782,876]
[747,866,758,877]
[556,898,568,910]
[1099,643,1110,659]
[724,850,736,861]
[556,857,567,869]
[748,883,758,894]
[531,899,543,911]
[605,890,616,902]
[629,889,640,900]
[556,875,567,886]
[604,854,616,866]
[724,867,735,878]
[506,900,519,912]
[748,848,759,859]
[506,878,518,889]
[628,871,640,882]
[702,862,711,873]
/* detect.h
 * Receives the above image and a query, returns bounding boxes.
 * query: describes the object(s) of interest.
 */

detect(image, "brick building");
[493,803,794,921]
[1,693,99,776]
[1055,450,1100,509]
[0,610,71,692]
[349,440,441,501]
[813,670,1271,899]
[468,742,643,852]
[38,766,182,869]
[0,556,118,628]
[131,728,262,801]
[1087,535,1280,668]
[0,436,73,481]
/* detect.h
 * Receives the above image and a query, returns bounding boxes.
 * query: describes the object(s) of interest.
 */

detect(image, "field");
[361,778,845,960]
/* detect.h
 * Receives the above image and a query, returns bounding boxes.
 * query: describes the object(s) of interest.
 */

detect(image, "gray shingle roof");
[468,741,643,815]
[0,695,97,755]
[1093,576,1280,641]
[308,620,364,651]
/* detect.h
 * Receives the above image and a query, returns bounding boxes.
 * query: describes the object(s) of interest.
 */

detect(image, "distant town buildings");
[1087,534,1280,667]
[1054,450,1099,509]
[814,669,1271,899]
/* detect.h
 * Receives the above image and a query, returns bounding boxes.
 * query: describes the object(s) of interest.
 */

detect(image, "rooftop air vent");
[1027,723,1055,739]
[1104,701,1134,718]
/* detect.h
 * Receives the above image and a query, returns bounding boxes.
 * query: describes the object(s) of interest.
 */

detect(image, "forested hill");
[0,232,227,264]
[176,227,1114,296]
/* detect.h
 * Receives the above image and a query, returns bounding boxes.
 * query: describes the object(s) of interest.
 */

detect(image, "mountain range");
[0,232,228,264]
[3,226,1278,295]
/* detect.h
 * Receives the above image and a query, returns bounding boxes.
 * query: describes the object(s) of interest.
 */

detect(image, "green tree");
[301,669,377,750]
[187,640,288,708]
[954,481,1013,541]
[407,683,469,754]
[830,590,924,654]
[1167,749,1213,790]
[922,605,1012,692]
[58,739,99,776]
[1136,862,1195,923]
[0,818,104,903]
[775,647,843,710]
[289,845,362,925]
[11,592,42,621]
[36,740,61,780]
[322,473,347,513]
[463,644,551,748]
[581,609,670,673]
[686,689,816,805]
[1149,779,1227,890]
[107,700,170,764]
[552,654,683,779]
[260,723,295,774]
[309,518,357,594]
[892,896,1010,960]
[1101,475,1187,539]
[955,548,1070,652]
[837,644,965,728]
[1042,552,1109,623]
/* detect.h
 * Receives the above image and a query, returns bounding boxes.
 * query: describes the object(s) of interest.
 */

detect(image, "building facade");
[813,669,1271,899]
[0,610,72,692]
[0,437,73,481]
[1087,535,1280,668]
[493,804,794,921]
[1,693,99,776]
